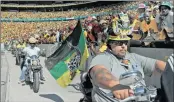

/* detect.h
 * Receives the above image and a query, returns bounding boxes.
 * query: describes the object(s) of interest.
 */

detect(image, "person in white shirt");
[19,37,45,84]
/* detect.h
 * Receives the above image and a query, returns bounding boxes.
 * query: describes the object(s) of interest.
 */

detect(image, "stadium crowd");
[1,1,173,48]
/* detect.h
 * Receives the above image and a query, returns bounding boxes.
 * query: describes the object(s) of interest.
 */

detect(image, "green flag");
[45,20,89,87]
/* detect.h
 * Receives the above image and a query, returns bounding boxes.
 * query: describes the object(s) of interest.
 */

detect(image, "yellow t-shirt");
[44,34,49,38]
[16,43,26,48]
[141,19,158,33]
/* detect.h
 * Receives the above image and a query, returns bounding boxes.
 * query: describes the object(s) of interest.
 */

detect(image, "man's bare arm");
[90,65,119,89]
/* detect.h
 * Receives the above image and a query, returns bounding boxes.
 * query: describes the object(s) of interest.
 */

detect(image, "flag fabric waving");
[45,20,89,87]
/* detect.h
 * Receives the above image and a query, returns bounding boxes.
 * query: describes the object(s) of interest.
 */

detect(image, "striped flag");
[45,20,89,87]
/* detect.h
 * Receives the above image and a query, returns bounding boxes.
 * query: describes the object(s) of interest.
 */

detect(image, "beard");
[114,50,127,59]
[120,51,126,56]
[161,11,169,16]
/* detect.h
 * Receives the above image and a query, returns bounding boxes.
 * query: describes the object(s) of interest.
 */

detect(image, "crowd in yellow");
[1,1,173,46]
[1,1,140,43]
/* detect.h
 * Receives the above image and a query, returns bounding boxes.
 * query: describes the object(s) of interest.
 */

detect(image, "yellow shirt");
[44,34,49,38]
[141,19,158,33]
[16,43,26,48]
[130,19,138,28]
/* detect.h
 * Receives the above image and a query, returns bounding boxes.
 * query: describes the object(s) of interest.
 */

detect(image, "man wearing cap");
[155,1,173,40]
[140,12,159,42]
[88,34,166,102]
[18,37,45,84]
[138,3,146,21]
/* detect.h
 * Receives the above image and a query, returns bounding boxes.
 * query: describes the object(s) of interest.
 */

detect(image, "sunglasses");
[112,41,128,46]
[30,43,36,45]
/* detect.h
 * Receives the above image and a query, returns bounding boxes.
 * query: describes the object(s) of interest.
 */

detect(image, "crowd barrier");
[1,1,98,8]
[1,11,110,22]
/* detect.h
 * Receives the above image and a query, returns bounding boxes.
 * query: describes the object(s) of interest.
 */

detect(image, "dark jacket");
[161,54,174,102]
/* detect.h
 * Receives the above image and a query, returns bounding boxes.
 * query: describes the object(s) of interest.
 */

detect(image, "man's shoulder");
[93,52,111,59]
[164,12,173,20]
[126,52,141,59]
[89,52,113,70]
[128,52,137,56]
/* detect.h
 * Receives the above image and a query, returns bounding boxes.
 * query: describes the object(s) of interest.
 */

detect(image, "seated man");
[18,37,45,84]
[88,34,166,102]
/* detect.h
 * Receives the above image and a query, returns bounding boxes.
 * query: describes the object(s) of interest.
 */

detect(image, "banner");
[45,20,89,87]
